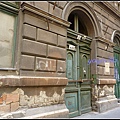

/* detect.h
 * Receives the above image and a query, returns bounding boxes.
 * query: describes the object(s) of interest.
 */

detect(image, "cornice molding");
[0,76,68,86]
[95,36,116,47]
[0,2,19,15]
[21,2,70,28]
[102,2,120,18]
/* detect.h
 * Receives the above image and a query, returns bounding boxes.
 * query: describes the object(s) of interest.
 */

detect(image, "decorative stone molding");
[62,1,101,37]
[102,2,120,18]
[0,76,68,87]
[95,36,116,47]
[98,79,116,85]
[0,87,66,113]
[21,2,70,28]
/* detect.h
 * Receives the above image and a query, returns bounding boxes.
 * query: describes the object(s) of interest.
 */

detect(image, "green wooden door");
[65,29,92,118]
[114,50,120,99]
[79,45,92,114]
[65,43,80,118]
[114,35,120,101]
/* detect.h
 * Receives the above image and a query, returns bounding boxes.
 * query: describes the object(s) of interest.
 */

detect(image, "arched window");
[68,10,88,35]
[113,35,120,47]
[113,31,120,80]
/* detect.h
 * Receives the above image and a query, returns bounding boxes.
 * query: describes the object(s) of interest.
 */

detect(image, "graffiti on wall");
[88,57,118,65]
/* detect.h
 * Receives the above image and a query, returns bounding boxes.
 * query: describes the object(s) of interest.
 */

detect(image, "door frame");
[65,28,92,117]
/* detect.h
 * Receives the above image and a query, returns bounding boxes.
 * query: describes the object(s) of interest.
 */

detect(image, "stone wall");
[87,2,120,40]
[90,37,118,112]
[0,1,119,117]
[0,2,70,118]
[20,2,69,77]
[0,87,65,112]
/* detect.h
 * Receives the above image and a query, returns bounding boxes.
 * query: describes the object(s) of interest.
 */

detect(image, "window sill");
[0,68,17,71]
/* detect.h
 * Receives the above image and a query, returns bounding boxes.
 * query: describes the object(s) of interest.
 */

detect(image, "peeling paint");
[0,82,3,86]
[12,88,65,108]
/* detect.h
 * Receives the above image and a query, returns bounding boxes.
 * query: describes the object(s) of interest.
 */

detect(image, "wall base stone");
[0,104,69,119]
[96,98,118,113]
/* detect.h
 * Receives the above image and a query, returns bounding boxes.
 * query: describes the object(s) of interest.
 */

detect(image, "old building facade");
[0,1,120,118]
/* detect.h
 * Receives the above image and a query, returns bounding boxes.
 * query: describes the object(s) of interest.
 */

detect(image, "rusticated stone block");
[49,3,62,18]
[97,42,113,52]
[5,93,19,104]
[57,60,66,72]
[11,102,19,112]
[20,70,66,77]
[37,29,57,45]
[24,14,48,30]
[0,94,7,104]
[48,45,66,59]
[22,39,47,56]
[0,104,10,113]
[0,97,3,104]
[96,98,118,113]
[23,24,36,40]
[49,23,67,36]
[58,35,67,48]
[97,48,113,58]
[34,1,49,12]
[36,57,56,71]
[20,55,35,70]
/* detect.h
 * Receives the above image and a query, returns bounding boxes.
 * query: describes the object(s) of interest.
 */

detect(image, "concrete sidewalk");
[71,105,120,119]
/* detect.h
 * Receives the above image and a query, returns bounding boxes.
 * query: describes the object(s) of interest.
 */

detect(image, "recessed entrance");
[65,9,94,118]
[113,31,120,102]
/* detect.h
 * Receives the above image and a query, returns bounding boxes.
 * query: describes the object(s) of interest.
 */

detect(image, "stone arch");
[62,1,101,38]
[111,30,120,42]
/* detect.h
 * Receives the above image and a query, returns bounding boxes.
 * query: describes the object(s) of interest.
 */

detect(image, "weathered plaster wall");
[0,87,65,113]
[0,1,119,117]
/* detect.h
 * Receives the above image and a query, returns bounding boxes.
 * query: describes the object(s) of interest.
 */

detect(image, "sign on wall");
[69,44,75,50]
[104,62,110,74]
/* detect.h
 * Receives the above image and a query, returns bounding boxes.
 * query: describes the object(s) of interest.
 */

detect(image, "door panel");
[67,52,74,80]
[114,51,120,99]
[81,55,89,79]
[65,30,92,118]
[65,47,80,117]
[65,92,79,118]
[81,91,91,113]
[79,47,92,113]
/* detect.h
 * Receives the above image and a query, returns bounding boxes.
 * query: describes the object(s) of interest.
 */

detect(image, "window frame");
[0,2,19,69]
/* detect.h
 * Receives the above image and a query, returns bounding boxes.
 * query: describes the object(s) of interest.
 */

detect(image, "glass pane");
[82,55,88,79]
[0,11,15,68]
[67,53,73,80]
[68,13,74,31]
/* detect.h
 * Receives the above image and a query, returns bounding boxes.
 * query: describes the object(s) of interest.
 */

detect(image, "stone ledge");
[0,76,68,87]
[22,108,69,118]
[98,79,116,85]
[21,2,70,28]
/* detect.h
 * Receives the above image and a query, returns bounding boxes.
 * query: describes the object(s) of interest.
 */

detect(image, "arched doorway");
[62,2,101,118]
[113,30,120,102]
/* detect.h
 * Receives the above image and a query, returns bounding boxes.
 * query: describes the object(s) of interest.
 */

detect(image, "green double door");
[65,30,92,118]
[114,48,120,100]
